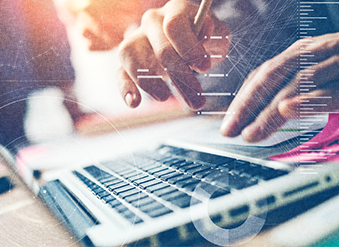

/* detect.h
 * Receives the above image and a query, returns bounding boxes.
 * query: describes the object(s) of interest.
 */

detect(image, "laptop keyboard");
[73,145,288,224]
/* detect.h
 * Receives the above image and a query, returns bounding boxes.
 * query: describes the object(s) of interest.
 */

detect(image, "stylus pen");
[194,0,214,35]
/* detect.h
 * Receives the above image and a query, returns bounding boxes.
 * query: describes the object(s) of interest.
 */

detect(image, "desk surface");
[0,161,79,247]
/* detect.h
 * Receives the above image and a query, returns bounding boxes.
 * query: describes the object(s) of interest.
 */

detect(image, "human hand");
[117,0,231,110]
[220,32,339,142]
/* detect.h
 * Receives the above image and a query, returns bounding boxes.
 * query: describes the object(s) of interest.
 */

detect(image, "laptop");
[2,115,339,247]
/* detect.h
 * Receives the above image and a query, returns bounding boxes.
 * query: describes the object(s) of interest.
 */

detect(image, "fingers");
[241,108,288,143]
[241,55,339,141]
[278,88,339,119]
[279,54,339,117]
[298,33,339,62]
[118,31,172,103]
[116,66,142,108]
[117,0,231,111]
[220,34,339,142]
[220,56,296,138]
[161,1,212,73]
[142,8,206,110]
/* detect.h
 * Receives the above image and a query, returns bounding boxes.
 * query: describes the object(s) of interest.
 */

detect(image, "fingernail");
[242,122,264,143]
[220,116,241,137]
[194,57,210,73]
[191,95,206,110]
[125,93,133,107]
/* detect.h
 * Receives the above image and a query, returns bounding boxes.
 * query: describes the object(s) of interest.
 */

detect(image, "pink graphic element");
[16,145,51,183]
[0,162,8,172]
[270,113,339,162]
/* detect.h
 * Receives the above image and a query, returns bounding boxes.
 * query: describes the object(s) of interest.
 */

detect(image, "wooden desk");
[0,161,80,247]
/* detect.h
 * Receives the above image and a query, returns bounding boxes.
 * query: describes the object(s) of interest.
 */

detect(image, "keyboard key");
[194,182,225,198]
[184,165,210,175]
[115,169,135,177]
[120,208,136,218]
[182,182,200,192]
[96,190,110,199]
[104,194,144,224]
[131,196,156,207]
[126,173,147,181]
[115,204,130,213]
[233,160,251,172]
[121,170,143,179]
[179,150,234,166]
[101,161,128,173]
[194,168,216,179]
[179,163,201,172]
[147,166,168,175]
[167,174,192,184]
[139,180,162,190]
[163,158,186,166]
[210,188,230,199]
[129,174,148,182]
[146,183,170,193]
[107,182,129,191]
[140,152,170,162]
[165,160,191,169]
[146,206,172,218]
[153,186,178,197]
[125,192,148,203]
[153,169,176,178]
[84,166,112,180]
[143,163,162,172]
[107,198,122,207]
[97,176,117,184]
[137,200,173,218]
[133,177,154,186]
[253,167,288,180]
[113,185,135,195]
[204,170,226,183]
[101,194,116,203]
[119,188,140,199]
[160,190,188,202]
[161,172,182,181]
[91,186,105,194]
[176,178,199,188]
[171,196,200,208]
[217,165,231,172]
[87,183,103,191]
[138,201,164,213]
[148,207,173,218]
[102,179,124,187]
[213,173,258,190]
[124,212,143,224]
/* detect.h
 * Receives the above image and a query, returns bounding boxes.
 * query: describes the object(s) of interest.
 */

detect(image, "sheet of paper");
[178,115,328,147]
[271,113,339,162]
